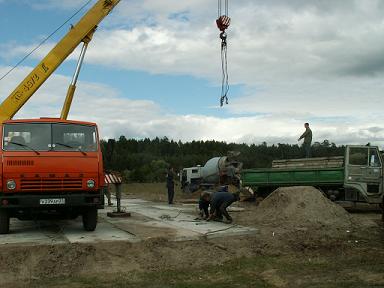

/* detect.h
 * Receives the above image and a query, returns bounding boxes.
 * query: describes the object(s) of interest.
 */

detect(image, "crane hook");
[216,7,231,107]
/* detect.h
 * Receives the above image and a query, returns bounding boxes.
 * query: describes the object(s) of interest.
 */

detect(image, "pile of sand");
[254,186,352,230]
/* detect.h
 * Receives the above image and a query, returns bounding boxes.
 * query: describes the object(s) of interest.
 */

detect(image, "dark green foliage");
[100,137,345,182]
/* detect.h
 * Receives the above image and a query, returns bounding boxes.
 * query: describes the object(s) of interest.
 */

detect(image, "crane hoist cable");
[216,0,231,107]
[0,0,93,82]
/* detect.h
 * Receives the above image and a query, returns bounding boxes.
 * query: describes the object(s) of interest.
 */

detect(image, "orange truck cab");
[0,118,105,234]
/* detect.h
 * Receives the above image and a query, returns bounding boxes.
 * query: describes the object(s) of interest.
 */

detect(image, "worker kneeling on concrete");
[198,186,228,219]
[201,190,240,224]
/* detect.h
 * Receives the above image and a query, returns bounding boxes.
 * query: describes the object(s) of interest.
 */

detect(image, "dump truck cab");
[344,145,383,205]
[0,118,104,233]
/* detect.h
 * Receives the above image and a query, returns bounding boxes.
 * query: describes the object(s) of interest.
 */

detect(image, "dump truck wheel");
[0,209,10,234]
[82,207,97,231]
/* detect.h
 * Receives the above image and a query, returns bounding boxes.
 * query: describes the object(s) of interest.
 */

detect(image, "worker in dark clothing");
[201,191,240,224]
[217,185,228,192]
[198,192,211,219]
[166,167,175,204]
[209,191,239,223]
[198,187,228,219]
[298,122,312,158]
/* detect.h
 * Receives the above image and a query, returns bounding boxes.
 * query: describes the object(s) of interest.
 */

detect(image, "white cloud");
[1,66,384,147]
[28,0,91,10]
[3,1,384,146]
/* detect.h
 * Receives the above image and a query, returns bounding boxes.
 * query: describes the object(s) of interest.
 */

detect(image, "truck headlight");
[7,180,16,190]
[87,179,95,188]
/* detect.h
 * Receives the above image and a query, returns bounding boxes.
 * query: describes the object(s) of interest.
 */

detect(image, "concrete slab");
[63,221,140,243]
[118,199,257,240]
[125,198,149,204]
[0,198,257,246]
[104,218,200,241]
[0,230,65,245]
[0,220,68,245]
[152,205,194,212]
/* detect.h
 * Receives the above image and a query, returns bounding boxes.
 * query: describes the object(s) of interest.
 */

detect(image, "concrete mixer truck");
[180,152,242,193]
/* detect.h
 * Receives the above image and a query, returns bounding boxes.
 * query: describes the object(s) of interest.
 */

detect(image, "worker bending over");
[200,190,240,224]
[198,192,210,219]
[198,186,228,219]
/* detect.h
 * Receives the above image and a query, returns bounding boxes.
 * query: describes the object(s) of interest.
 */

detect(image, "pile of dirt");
[254,186,353,230]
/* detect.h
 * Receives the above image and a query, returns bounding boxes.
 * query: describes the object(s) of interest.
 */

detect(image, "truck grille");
[20,178,83,191]
[7,160,34,166]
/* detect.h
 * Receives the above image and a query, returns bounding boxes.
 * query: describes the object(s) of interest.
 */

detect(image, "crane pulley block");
[216,15,231,32]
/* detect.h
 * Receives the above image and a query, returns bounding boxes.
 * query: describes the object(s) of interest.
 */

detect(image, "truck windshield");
[349,147,369,166]
[52,124,97,152]
[3,123,97,152]
[3,123,51,151]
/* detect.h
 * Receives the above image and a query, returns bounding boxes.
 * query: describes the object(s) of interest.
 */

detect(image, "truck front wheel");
[0,209,10,234]
[82,207,97,231]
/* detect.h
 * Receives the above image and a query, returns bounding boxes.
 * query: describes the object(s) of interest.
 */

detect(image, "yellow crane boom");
[0,0,120,122]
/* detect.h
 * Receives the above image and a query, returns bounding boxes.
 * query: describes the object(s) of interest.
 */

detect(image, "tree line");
[101,137,345,183]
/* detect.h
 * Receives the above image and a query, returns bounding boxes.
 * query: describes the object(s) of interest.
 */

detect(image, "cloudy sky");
[1,0,384,146]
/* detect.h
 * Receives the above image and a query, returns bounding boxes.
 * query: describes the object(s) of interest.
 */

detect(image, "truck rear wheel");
[82,207,97,231]
[0,209,10,234]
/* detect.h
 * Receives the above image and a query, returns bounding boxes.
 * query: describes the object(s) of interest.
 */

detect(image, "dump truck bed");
[272,156,344,169]
[242,157,345,188]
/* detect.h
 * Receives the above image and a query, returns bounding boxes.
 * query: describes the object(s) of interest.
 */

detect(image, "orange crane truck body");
[0,0,120,234]
[0,118,104,232]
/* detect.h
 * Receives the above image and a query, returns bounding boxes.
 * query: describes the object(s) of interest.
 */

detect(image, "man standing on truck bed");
[298,123,312,158]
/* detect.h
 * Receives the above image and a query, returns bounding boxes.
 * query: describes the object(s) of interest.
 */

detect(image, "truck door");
[345,146,382,202]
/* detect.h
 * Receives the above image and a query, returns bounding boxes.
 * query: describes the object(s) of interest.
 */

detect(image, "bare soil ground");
[0,184,383,288]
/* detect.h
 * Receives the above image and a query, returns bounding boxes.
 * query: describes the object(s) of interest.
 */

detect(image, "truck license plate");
[39,198,66,205]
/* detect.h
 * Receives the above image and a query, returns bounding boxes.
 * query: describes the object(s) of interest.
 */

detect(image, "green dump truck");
[242,145,384,208]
